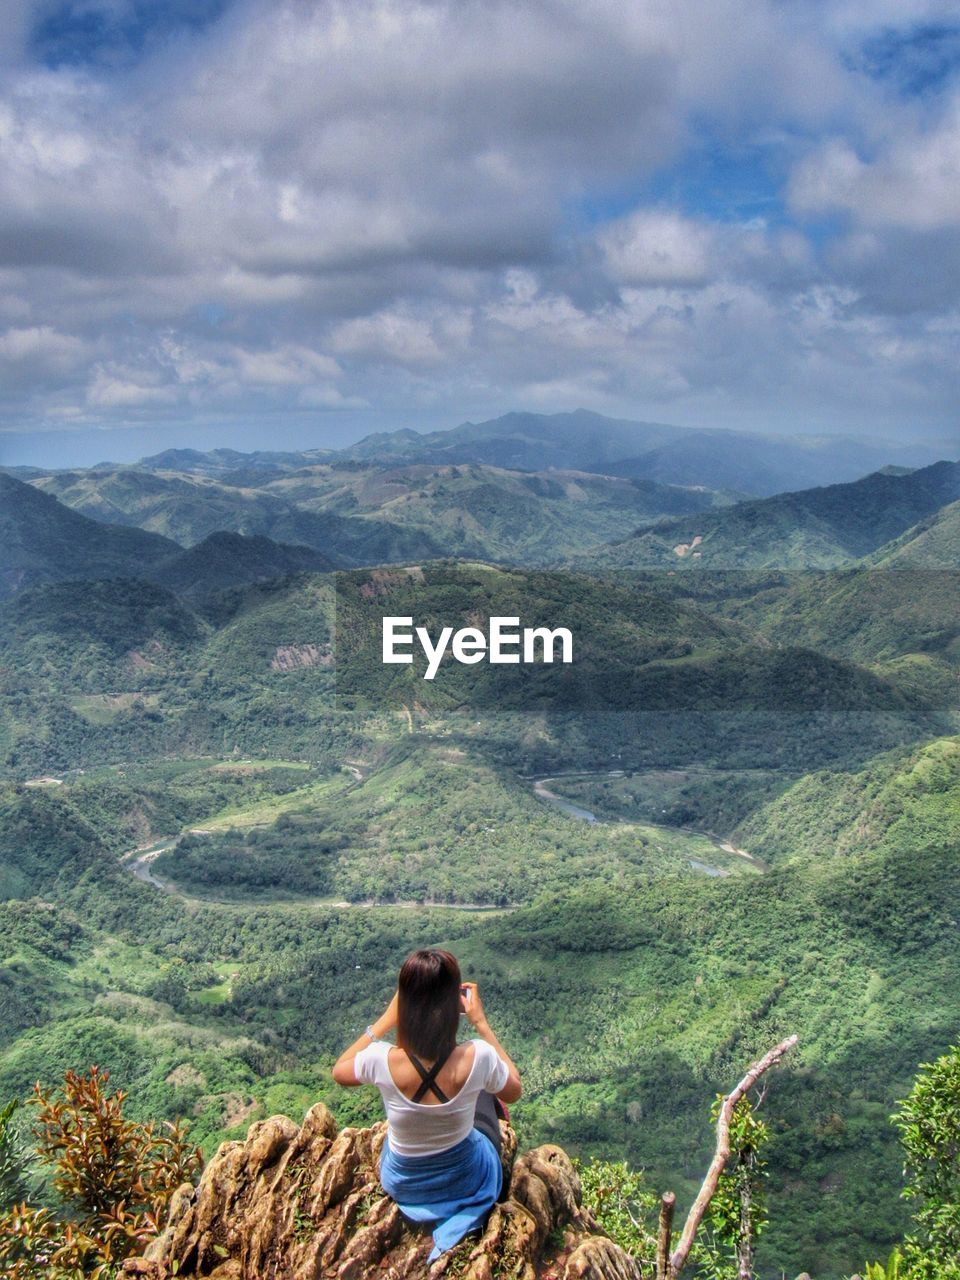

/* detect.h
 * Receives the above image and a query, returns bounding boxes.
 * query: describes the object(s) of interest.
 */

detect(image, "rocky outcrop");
[123,1104,643,1280]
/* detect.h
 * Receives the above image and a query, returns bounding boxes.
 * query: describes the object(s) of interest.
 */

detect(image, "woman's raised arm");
[461,982,522,1103]
[331,990,398,1086]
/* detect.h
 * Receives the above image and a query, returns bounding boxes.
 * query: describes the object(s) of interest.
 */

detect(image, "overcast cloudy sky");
[1,0,960,465]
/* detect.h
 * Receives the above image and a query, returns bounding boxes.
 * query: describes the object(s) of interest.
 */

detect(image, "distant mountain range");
[2,411,956,599]
[337,409,951,494]
[24,467,445,570]
[26,461,732,567]
[0,473,179,596]
[115,410,946,497]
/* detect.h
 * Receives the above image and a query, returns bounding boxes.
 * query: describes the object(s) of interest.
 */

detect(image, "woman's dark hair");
[396,949,461,1060]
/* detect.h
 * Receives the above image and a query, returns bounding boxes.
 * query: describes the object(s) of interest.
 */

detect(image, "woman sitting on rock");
[332,948,522,1263]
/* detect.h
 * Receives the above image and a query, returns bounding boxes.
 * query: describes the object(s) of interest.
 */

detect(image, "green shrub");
[0,1066,203,1279]
[893,1045,960,1278]
[574,1156,657,1268]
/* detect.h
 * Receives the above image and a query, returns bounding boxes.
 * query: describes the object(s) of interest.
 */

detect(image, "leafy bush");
[863,1248,904,1280]
[0,1066,203,1279]
[574,1156,657,1268]
[892,1045,960,1279]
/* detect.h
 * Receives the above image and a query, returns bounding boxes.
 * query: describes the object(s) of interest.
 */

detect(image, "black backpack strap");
[406,1049,452,1103]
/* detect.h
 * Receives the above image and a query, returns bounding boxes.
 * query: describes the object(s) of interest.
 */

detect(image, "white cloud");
[87,366,179,409]
[599,211,714,287]
[790,96,960,230]
[0,0,958,443]
[229,344,342,387]
[0,324,87,363]
[331,306,474,367]
[0,324,93,396]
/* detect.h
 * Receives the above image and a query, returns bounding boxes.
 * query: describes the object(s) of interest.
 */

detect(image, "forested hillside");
[29,459,733,566]
[0,444,958,1278]
[0,473,180,596]
[576,461,960,570]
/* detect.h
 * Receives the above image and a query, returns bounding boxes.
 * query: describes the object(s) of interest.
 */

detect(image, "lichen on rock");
[123,1103,642,1280]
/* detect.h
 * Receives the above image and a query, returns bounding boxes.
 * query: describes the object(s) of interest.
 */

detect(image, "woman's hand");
[461,981,522,1103]
[460,981,487,1030]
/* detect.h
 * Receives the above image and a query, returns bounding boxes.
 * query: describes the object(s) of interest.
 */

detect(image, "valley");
[1,425,958,1278]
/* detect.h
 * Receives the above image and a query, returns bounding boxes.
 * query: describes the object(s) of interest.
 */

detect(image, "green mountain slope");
[0,578,203,692]
[30,468,444,567]
[0,554,941,781]
[868,498,960,567]
[710,570,960,670]
[578,460,960,569]
[259,462,734,563]
[31,460,733,567]
[332,563,931,720]
[0,570,340,773]
[153,532,334,596]
[0,472,181,596]
[0,784,112,899]
[734,734,960,866]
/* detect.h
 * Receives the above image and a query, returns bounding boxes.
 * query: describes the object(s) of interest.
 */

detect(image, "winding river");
[121,843,510,911]
[120,767,763,906]
[530,772,765,877]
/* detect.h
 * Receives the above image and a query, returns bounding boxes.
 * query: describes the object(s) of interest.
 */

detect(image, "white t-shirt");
[354,1039,509,1157]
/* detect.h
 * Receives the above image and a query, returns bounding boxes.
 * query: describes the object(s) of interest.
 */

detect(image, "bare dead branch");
[668,1034,798,1277]
[656,1192,676,1280]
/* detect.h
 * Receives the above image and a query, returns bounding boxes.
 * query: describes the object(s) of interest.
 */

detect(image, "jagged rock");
[565,1237,644,1280]
[125,1103,642,1280]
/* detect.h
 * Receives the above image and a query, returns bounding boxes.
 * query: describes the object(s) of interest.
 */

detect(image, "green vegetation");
[892,1044,960,1278]
[0,1102,31,1211]
[36,459,734,568]
[267,460,733,564]
[575,1156,658,1267]
[862,1251,906,1280]
[0,1066,202,1279]
[0,721,955,1273]
[1,446,959,1277]
[869,499,960,568]
[685,569,960,669]
[29,466,445,569]
[154,739,755,903]
[576,461,960,570]
[0,473,178,598]
[735,736,960,865]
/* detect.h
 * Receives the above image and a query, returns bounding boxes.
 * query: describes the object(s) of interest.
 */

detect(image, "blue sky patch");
[850,23,960,97]
[30,0,231,70]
